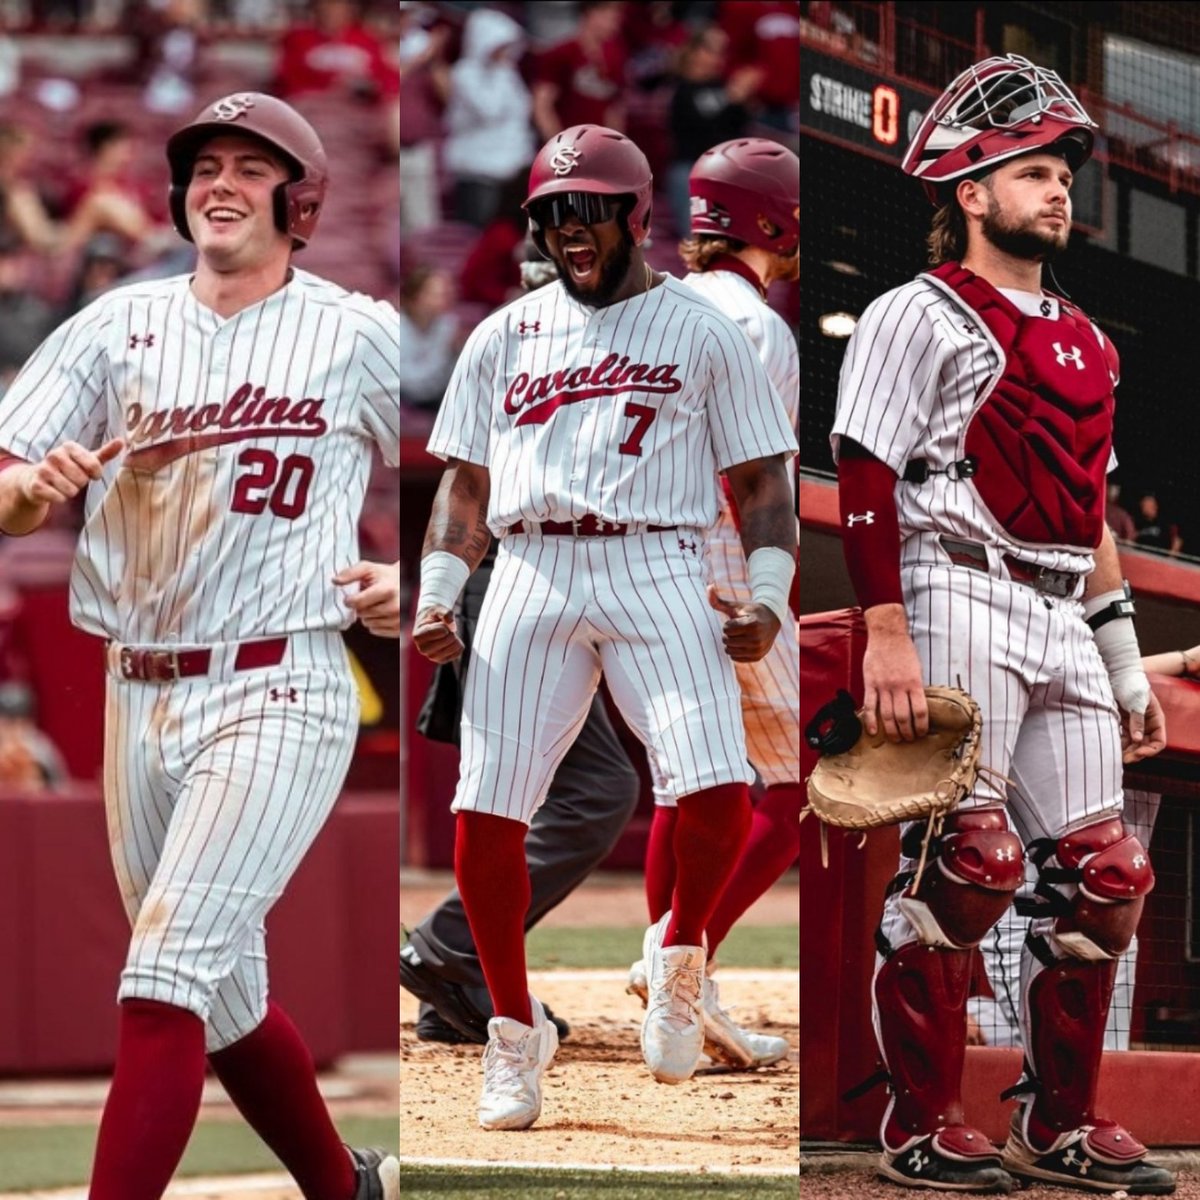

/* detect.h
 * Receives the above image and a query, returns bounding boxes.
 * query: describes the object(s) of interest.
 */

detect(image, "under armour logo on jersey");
[962,322,978,336]
[270,687,299,702]
[518,321,541,334]
[678,538,696,554]
[846,511,875,526]
[211,93,256,121]
[549,146,582,176]
[129,333,155,349]
[1053,342,1085,370]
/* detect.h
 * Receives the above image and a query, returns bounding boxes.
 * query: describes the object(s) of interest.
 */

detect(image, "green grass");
[0,1114,397,1190]
[525,924,798,970]
[398,1164,799,1199]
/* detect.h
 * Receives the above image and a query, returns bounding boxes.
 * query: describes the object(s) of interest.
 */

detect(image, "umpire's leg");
[407,691,640,989]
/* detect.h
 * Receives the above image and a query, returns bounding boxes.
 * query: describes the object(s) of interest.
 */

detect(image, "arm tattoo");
[739,500,798,557]
[422,462,493,570]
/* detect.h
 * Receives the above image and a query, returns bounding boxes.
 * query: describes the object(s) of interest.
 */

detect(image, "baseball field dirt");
[399,871,800,1179]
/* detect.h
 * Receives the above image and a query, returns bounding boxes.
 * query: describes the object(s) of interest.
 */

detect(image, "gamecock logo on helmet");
[549,146,582,176]
[212,93,256,121]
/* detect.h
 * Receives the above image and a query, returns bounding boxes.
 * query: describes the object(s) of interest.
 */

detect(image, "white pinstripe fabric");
[452,531,752,825]
[104,632,358,1050]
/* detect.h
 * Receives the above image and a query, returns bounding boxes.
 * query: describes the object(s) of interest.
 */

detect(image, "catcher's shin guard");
[874,942,974,1143]
[1016,816,1156,1142]
[898,809,1024,949]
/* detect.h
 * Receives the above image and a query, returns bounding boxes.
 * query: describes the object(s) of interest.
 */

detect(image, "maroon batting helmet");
[166,92,328,249]
[902,55,1096,205]
[688,138,799,255]
[523,125,653,257]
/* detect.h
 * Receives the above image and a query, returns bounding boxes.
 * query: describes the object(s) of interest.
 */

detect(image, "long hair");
[927,197,969,266]
[678,233,747,273]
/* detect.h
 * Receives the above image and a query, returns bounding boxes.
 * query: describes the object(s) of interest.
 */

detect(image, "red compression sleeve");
[836,440,904,609]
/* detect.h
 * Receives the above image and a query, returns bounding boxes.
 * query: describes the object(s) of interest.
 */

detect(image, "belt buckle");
[165,651,181,680]
[570,518,582,536]
[119,646,135,679]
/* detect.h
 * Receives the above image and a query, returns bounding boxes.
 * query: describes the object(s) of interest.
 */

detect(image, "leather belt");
[509,517,678,537]
[115,637,288,682]
[938,536,1080,599]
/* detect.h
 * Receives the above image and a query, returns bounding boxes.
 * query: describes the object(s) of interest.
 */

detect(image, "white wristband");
[1090,612,1149,715]
[747,546,795,626]
[416,551,470,615]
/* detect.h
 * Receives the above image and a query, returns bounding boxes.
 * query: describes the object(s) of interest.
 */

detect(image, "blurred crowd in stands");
[0,0,401,787]
[395,0,801,420]
[1107,483,1186,558]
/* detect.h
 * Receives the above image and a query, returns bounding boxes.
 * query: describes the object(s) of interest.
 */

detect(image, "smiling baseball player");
[832,57,1173,1195]
[413,124,798,1131]
[0,93,399,1200]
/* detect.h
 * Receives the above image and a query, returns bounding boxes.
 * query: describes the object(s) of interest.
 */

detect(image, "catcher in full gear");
[830,56,1174,1195]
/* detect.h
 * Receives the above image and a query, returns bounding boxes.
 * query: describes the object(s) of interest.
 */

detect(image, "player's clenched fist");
[708,586,780,662]
[413,606,464,663]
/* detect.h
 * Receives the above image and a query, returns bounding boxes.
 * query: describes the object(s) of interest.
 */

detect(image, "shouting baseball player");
[0,93,400,1200]
[413,124,798,1131]
[629,138,800,1070]
[833,56,1174,1195]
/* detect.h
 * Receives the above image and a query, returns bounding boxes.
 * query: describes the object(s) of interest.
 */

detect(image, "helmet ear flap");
[169,183,190,243]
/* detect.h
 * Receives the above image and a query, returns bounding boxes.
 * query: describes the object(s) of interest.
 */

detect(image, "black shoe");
[400,944,488,1043]
[1003,1121,1177,1195]
[400,943,573,1044]
[348,1145,399,1200]
[416,1006,474,1044]
[543,1003,570,1043]
[880,1127,1014,1193]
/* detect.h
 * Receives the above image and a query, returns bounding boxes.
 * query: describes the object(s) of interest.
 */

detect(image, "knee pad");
[1030,815,1154,961]
[897,809,1024,949]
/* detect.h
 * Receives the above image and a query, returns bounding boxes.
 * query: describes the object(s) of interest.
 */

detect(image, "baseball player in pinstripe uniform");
[0,93,400,1200]
[628,138,799,1071]
[832,57,1173,1194]
[413,124,798,1131]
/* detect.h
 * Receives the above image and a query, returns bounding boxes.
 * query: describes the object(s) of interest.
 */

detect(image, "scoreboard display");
[801,45,934,166]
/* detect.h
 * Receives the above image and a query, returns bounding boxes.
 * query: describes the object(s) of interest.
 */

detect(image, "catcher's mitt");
[805,685,982,832]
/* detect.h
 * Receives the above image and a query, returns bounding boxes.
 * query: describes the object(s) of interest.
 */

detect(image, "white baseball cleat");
[639,912,706,1084]
[477,995,559,1131]
[629,956,791,1068]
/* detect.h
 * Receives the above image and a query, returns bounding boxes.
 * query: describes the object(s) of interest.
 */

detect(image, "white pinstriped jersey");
[0,269,400,644]
[428,276,797,535]
[681,269,798,428]
[832,278,1116,575]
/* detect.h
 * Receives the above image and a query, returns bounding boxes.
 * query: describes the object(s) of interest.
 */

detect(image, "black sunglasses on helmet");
[527,192,620,228]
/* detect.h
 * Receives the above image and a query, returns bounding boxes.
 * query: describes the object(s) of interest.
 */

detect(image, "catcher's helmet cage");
[523,124,653,258]
[167,92,328,249]
[688,138,799,255]
[902,54,1097,205]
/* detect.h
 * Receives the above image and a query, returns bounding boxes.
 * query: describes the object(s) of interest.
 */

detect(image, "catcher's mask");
[167,91,328,250]
[902,54,1097,206]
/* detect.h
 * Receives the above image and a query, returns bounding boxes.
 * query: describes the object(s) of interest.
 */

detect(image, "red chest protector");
[927,262,1116,550]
